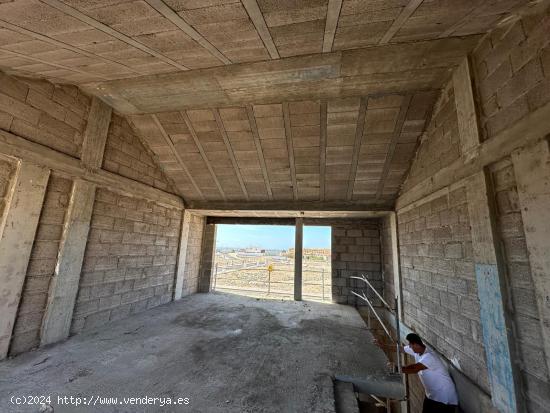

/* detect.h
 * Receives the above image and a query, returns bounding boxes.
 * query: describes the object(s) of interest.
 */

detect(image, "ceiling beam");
[150,114,205,200]
[246,105,273,200]
[85,35,482,114]
[322,0,343,53]
[283,102,298,201]
[346,98,367,200]
[241,0,280,59]
[40,0,189,71]
[181,111,226,201]
[0,20,143,76]
[319,100,328,201]
[376,94,412,199]
[213,109,249,200]
[379,0,424,44]
[144,0,231,65]
[186,200,392,212]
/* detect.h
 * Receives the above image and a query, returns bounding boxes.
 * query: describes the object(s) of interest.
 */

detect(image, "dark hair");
[406,333,425,347]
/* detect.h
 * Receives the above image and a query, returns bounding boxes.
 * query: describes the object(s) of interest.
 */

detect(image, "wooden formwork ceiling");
[0,0,536,208]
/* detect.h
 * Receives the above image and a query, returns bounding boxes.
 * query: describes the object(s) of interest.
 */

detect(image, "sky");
[216,224,331,250]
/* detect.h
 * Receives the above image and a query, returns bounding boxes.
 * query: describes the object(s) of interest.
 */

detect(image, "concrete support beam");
[396,100,550,210]
[174,210,192,300]
[198,223,217,293]
[511,138,550,372]
[466,171,523,413]
[0,128,184,210]
[452,58,481,160]
[294,217,303,301]
[0,161,49,359]
[40,180,96,345]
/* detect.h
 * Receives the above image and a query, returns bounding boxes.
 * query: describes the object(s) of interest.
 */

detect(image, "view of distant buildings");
[216,247,330,261]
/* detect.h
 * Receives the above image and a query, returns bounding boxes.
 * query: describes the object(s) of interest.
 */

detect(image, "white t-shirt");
[404,345,458,405]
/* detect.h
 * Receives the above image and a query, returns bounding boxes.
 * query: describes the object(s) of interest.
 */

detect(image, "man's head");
[406,333,426,354]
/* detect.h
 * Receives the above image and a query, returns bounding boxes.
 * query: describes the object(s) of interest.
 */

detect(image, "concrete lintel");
[174,210,192,300]
[511,138,550,374]
[41,180,96,346]
[466,171,523,413]
[294,217,303,301]
[0,161,49,359]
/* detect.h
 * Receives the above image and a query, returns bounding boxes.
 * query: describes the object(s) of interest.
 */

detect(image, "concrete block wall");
[102,114,176,193]
[472,9,550,141]
[394,6,550,411]
[181,214,205,297]
[398,188,489,391]
[489,158,550,411]
[0,73,90,157]
[331,220,382,307]
[71,188,181,334]
[401,82,460,192]
[9,175,72,355]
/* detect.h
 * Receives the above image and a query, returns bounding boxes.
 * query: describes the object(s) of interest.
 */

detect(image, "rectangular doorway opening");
[212,224,295,299]
[302,225,332,302]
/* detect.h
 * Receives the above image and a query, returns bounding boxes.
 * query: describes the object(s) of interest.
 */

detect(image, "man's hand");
[401,363,427,374]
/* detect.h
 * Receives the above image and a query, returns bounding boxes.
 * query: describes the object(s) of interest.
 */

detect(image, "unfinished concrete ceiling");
[0,0,533,208]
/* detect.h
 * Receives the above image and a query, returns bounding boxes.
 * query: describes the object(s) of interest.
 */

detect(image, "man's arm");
[401,363,427,374]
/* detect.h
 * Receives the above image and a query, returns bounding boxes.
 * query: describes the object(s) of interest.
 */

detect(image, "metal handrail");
[351,274,402,374]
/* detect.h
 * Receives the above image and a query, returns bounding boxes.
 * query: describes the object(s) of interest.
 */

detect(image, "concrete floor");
[0,293,389,413]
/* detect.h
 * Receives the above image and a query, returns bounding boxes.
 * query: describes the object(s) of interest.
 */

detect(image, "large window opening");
[213,224,295,299]
[212,223,332,302]
[302,226,332,302]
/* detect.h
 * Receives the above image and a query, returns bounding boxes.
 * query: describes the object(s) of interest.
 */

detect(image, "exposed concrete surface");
[0,293,389,413]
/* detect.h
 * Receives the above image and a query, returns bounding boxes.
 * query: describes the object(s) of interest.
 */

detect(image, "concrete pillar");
[511,139,550,373]
[389,213,403,319]
[0,161,49,359]
[40,180,96,345]
[294,217,303,301]
[466,171,524,413]
[80,97,113,170]
[198,222,217,293]
[40,97,110,345]
[174,210,192,300]
[452,57,481,161]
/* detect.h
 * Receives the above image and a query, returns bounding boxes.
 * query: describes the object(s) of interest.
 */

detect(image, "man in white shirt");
[401,333,458,413]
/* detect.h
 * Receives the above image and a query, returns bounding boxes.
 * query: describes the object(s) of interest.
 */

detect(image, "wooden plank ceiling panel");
[218,107,270,201]
[257,0,328,58]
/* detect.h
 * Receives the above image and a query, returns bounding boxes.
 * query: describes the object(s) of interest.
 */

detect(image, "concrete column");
[452,57,481,161]
[80,97,112,170]
[174,210,192,300]
[466,171,523,413]
[389,213,403,319]
[0,161,49,359]
[294,217,303,301]
[198,223,217,293]
[511,139,550,373]
[41,180,96,345]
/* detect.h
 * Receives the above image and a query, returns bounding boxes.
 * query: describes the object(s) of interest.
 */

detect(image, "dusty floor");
[0,292,389,412]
